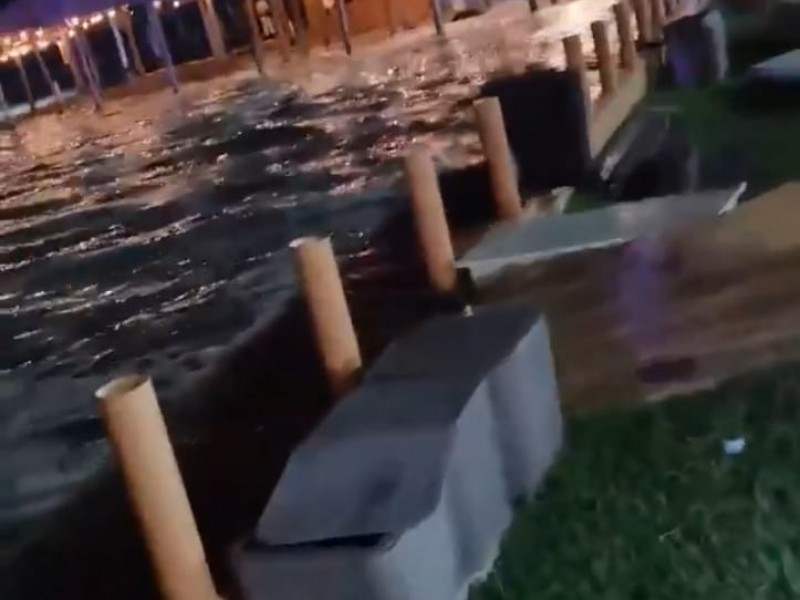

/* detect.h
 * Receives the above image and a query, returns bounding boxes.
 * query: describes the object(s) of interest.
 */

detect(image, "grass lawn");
[470,363,800,599]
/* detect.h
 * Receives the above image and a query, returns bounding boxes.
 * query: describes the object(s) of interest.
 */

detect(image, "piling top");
[96,374,150,402]
[290,235,331,249]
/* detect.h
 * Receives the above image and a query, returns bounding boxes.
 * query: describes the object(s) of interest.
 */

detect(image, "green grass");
[471,364,800,599]
[648,84,800,196]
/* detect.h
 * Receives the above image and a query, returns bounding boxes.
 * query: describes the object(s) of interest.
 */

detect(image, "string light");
[19,31,28,42]
[153,0,163,8]
[68,29,77,38]
[173,0,181,6]
[107,9,117,18]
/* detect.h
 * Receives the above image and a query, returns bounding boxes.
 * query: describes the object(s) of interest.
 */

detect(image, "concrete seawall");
[238,306,562,600]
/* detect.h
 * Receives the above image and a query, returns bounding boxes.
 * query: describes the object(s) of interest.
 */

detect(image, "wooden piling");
[613,2,637,70]
[117,9,147,75]
[73,35,104,111]
[473,97,522,221]
[146,3,181,93]
[562,34,589,110]
[590,21,618,97]
[631,0,653,44]
[33,49,64,108]
[430,0,445,37]
[244,0,267,72]
[334,0,353,55]
[650,0,666,39]
[198,0,228,60]
[0,83,11,122]
[96,376,219,600]
[286,0,310,55]
[404,145,457,294]
[268,0,293,62]
[290,236,362,396]
[383,0,398,34]
[14,55,36,113]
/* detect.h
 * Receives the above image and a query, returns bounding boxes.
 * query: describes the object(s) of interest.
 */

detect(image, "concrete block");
[237,306,562,600]
[458,185,745,284]
[368,306,561,499]
[749,49,800,84]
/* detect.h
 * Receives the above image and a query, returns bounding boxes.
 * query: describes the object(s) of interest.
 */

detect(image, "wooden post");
[117,10,147,75]
[334,0,352,55]
[268,0,293,62]
[631,0,653,44]
[384,0,398,34]
[286,0,310,55]
[72,35,104,111]
[562,34,589,110]
[473,97,522,221]
[404,145,457,293]
[0,83,11,122]
[613,2,637,70]
[14,55,36,113]
[146,2,181,93]
[591,21,618,97]
[290,236,362,396]
[198,0,227,59]
[33,49,64,108]
[244,0,267,72]
[430,0,445,36]
[650,0,665,39]
[96,376,219,600]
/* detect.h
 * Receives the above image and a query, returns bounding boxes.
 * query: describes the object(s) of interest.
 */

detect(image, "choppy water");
[0,0,615,561]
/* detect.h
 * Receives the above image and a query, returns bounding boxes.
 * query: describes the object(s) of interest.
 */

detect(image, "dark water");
[0,1,618,590]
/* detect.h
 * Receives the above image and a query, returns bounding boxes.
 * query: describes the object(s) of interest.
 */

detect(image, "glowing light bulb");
[173,0,180,6]
[153,0,163,8]
[19,31,28,42]
[68,29,77,38]
[107,8,117,18]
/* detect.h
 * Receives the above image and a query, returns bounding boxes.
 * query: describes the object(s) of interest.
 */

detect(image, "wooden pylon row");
[93,4,646,600]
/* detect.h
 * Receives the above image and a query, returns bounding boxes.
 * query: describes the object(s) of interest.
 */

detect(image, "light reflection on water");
[0,0,616,545]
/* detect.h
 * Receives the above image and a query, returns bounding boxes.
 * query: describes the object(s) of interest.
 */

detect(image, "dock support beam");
[591,20,618,97]
[562,34,589,111]
[245,0,267,72]
[334,0,353,55]
[198,0,228,59]
[97,376,219,600]
[614,2,637,70]
[404,146,457,294]
[146,3,181,94]
[474,97,523,221]
[14,56,36,113]
[430,0,445,36]
[291,236,362,396]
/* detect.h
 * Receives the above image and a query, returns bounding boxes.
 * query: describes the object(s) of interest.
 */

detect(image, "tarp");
[0,0,130,34]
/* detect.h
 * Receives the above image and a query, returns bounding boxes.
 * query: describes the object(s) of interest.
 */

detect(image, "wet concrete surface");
[1,2,627,598]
